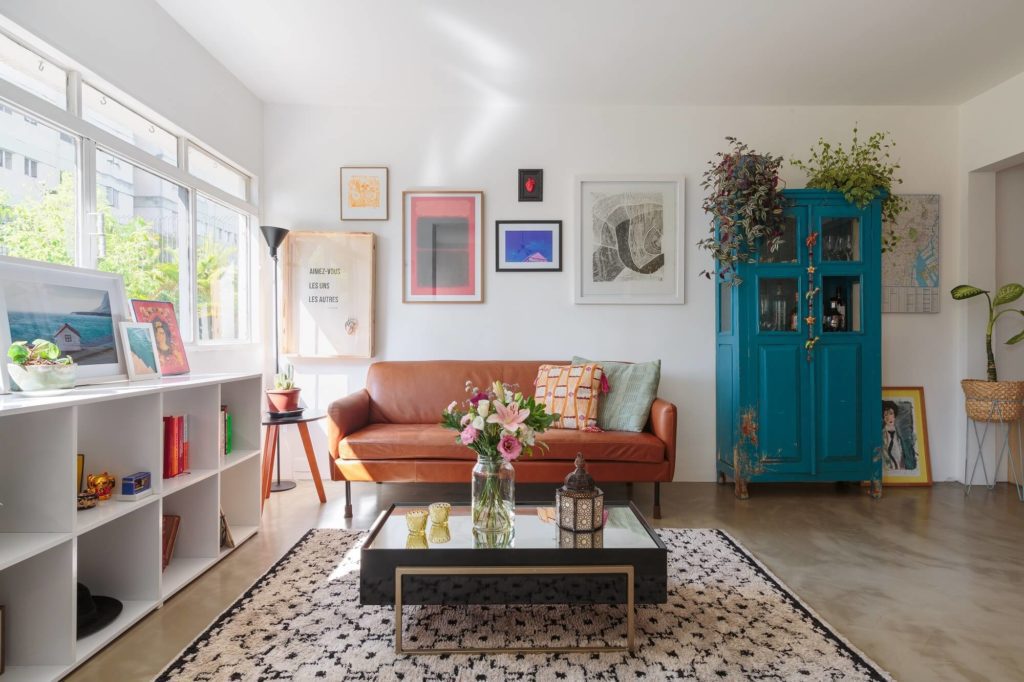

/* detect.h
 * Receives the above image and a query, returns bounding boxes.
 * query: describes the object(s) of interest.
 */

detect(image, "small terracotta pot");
[266,388,301,413]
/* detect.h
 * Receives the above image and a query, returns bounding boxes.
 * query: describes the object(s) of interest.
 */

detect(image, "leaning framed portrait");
[403,190,483,303]
[0,256,130,391]
[574,175,685,304]
[881,386,933,486]
[282,231,375,358]
[340,166,388,221]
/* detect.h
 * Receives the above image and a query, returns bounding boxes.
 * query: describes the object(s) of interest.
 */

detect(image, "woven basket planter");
[961,379,1024,422]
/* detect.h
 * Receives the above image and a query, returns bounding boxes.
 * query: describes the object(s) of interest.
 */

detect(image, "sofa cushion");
[338,423,665,463]
[534,363,605,430]
[572,356,661,432]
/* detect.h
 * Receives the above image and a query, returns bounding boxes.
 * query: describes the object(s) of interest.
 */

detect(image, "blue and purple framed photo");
[495,220,562,272]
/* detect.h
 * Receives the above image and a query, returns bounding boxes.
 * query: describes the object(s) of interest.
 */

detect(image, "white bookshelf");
[0,373,262,680]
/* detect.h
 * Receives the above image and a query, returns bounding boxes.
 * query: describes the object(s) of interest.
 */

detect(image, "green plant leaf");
[1007,328,1024,345]
[7,342,28,364]
[993,283,1024,306]
[951,285,988,300]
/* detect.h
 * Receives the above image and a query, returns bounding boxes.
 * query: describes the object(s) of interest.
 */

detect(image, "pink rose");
[460,425,479,445]
[498,434,522,462]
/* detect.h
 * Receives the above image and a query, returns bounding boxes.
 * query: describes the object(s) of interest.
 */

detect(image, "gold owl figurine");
[87,472,116,501]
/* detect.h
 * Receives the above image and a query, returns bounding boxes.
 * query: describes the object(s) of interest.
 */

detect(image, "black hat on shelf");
[76,582,123,639]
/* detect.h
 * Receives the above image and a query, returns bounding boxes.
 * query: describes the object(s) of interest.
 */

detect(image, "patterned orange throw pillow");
[534,363,605,430]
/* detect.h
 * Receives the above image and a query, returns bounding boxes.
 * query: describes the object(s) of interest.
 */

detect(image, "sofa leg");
[653,482,662,520]
[344,480,353,519]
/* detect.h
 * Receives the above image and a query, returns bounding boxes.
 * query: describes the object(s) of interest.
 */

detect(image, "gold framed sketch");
[282,231,375,358]
[340,166,388,221]
[881,386,933,486]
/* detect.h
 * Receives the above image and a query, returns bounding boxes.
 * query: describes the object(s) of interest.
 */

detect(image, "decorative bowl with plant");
[7,339,77,392]
[266,364,301,412]
[792,125,906,251]
[698,137,787,285]
[950,282,1024,421]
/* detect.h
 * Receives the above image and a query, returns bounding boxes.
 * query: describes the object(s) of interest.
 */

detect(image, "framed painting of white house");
[574,175,685,305]
[0,256,130,391]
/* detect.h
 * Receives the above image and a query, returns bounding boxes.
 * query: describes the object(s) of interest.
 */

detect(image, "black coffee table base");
[395,564,636,655]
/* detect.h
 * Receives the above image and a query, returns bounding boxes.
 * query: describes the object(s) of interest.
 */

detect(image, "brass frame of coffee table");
[394,564,635,655]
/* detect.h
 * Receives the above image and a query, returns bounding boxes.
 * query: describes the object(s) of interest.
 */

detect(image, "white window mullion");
[184,188,197,344]
[66,70,81,118]
[79,137,98,268]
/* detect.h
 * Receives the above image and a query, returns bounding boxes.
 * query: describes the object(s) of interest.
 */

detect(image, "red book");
[182,415,190,473]
[175,416,184,476]
[163,416,178,478]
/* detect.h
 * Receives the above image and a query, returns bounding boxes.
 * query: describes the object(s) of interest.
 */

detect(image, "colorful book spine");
[181,414,190,473]
[163,416,180,478]
[218,405,227,457]
[225,411,232,455]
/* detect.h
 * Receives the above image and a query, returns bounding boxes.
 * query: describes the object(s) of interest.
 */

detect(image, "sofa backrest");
[365,360,564,424]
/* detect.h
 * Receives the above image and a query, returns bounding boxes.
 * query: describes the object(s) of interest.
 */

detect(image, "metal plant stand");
[964,399,1024,501]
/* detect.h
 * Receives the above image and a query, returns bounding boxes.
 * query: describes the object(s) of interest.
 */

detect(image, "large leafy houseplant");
[698,137,787,285]
[950,283,1024,422]
[792,126,906,250]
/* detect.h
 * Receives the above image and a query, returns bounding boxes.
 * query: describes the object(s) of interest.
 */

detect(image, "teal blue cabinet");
[716,190,882,496]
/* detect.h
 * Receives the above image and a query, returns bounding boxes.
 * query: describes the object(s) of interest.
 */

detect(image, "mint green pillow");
[572,356,661,432]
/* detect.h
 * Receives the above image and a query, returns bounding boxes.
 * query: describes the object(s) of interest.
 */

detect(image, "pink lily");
[487,401,530,433]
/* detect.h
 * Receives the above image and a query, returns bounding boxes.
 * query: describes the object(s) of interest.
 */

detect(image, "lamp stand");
[269,252,296,493]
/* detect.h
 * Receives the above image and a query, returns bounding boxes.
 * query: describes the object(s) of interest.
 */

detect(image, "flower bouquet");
[442,380,558,536]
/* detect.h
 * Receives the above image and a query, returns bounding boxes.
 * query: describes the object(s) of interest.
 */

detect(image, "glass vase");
[471,453,515,538]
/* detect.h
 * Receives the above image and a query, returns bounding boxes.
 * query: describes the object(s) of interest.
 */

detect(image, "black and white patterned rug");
[158,528,891,681]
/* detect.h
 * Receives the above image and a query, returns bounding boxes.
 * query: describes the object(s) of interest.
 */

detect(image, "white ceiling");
[155,0,1024,107]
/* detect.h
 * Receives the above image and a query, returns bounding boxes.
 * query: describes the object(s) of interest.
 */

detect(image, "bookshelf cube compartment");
[220,376,261,459]
[162,385,220,474]
[0,407,75,534]
[220,454,260,547]
[78,394,162,502]
[161,474,218,598]
[0,541,74,669]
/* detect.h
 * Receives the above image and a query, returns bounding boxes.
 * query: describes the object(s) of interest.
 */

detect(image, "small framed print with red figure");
[518,169,543,202]
[130,300,190,375]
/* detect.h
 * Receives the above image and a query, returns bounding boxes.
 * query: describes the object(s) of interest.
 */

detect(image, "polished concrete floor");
[68,480,1024,681]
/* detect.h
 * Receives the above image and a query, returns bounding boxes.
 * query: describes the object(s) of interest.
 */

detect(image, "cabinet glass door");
[821,216,860,262]
[759,215,798,263]
[758,278,800,332]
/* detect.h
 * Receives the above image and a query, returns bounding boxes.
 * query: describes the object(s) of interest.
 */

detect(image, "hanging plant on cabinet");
[698,137,788,285]
[791,125,907,252]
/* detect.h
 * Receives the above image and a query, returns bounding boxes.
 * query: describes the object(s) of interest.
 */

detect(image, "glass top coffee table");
[360,502,667,655]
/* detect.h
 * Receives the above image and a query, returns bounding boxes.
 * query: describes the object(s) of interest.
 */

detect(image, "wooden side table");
[261,411,327,510]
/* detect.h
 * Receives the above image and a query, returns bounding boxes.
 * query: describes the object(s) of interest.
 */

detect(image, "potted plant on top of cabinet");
[950,282,1024,422]
[698,137,788,286]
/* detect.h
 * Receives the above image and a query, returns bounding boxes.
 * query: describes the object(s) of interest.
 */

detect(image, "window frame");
[0,31,259,347]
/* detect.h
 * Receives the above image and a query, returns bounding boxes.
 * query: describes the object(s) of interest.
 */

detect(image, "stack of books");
[162,415,190,478]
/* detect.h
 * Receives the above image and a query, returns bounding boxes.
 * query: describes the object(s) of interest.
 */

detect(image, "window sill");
[186,341,261,353]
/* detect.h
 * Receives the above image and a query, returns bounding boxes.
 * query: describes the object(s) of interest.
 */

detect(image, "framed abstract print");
[403,190,483,303]
[881,387,933,486]
[130,300,190,375]
[340,166,388,221]
[281,231,375,358]
[496,220,561,272]
[518,169,543,202]
[119,322,162,381]
[574,175,685,305]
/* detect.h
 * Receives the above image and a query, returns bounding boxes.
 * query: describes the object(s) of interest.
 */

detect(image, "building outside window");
[23,156,37,177]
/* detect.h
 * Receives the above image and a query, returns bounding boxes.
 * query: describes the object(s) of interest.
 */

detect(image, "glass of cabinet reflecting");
[821,217,860,261]
[759,216,798,263]
[758,278,800,332]
[821,276,861,332]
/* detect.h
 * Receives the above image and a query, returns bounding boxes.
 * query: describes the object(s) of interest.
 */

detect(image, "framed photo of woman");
[130,300,190,375]
[881,387,932,486]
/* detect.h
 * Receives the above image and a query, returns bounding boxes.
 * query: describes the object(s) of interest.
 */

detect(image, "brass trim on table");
[394,564,635,655]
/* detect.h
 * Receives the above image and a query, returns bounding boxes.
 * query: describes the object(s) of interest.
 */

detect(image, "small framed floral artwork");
[496,220,561,272]
[340,166,388,221]
[403,190,483,303]
[518,169,543,202]
[881,387,932,486]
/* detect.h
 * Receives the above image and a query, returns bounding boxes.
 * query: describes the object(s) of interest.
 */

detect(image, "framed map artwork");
[882,194,939,313]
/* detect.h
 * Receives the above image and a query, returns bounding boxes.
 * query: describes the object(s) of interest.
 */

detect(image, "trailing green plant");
[950,283,1024,381]
[698,137,787,285]
[273,365,295,390]
[792,125,906,230]
[7,339,73,366]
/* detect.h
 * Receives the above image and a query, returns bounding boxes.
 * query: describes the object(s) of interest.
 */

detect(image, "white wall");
[263,103,963,483]
[0,0,263,176]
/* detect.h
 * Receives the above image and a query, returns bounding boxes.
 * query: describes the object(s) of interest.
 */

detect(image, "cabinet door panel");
[817,344,862,465]
[757,345,808,470]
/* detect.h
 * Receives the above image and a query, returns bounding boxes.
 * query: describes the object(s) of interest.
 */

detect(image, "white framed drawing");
[574,175,685,304]
[119,322,162,381]
[0,256,130,391]
[340,166,389,221]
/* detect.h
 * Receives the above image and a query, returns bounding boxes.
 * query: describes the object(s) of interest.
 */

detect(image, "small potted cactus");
[266,365,301,413]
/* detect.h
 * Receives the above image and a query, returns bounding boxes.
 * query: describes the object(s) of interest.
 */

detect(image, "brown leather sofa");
[327,360,677,519]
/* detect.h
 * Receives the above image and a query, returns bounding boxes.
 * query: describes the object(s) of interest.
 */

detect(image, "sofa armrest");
[327,389,370,465]
[648,398,677,477]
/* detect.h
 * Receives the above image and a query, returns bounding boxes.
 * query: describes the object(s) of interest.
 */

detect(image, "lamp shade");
[260,225,290,259]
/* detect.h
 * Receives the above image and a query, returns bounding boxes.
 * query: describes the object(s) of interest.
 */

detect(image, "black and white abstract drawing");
[576,177,685,304]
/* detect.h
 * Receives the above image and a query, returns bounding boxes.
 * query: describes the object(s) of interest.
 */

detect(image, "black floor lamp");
[260,225,297,493]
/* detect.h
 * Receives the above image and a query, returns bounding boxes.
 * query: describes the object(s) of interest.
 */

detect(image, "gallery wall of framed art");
[573,175,685,305]
[402,190,484,303]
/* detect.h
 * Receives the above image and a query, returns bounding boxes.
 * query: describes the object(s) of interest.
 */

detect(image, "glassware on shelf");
[772,285,788,332]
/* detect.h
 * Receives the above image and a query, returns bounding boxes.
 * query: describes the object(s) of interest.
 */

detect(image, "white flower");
[472,415,485,430]
[521,427,536,446]
[504,389,514,403]
[476,399,490,418]
[461,414,472,426]
[446,401,457,413]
